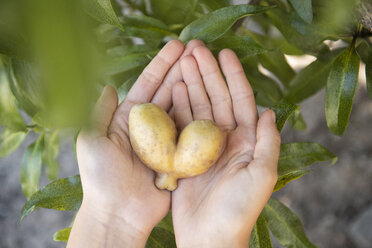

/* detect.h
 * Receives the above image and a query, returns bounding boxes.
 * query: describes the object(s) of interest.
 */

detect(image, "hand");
[171,46,281,247]
[68,40,204,247]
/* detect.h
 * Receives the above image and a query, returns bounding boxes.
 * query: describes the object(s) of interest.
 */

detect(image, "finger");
[250,110,280,177]
[192,46,235,131]
[172,82,193,131]
[180,55,213,121]
[168,106,175,121]
[152,40,205,111]
[219,49,258,129]
[119,40,184,117]
[80,85,118,139]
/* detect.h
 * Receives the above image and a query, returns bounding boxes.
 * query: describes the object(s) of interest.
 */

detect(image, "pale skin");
[67,40,280,247]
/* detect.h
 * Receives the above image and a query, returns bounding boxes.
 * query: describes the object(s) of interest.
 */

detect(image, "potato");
[129,103,224,191]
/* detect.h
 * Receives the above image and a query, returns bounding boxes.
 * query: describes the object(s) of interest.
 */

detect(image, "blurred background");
[1,0,372,247]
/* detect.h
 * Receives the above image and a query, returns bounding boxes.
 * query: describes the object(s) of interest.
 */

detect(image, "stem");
[155,173,178,191]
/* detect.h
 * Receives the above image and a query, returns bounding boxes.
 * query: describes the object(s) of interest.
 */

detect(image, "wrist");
[69,201,150,247]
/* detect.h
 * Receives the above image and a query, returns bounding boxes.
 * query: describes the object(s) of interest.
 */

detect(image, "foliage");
[0,0,371,247]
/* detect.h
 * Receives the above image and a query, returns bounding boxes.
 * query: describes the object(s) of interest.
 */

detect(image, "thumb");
[81,85,118,139]
[250,110,281,177]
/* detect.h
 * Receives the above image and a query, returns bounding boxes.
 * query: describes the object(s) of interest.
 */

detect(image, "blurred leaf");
[289,108,307,131]
[278,142,337,176]
[53,227,71,243]
[366,43,372,99]
[288,0,313,23]
[156,211,174,234]
[249,214,273,248]
[179,4,275,43]
[258,51,295,87]
[270,100,298,132]
[0,62,26,131]
[199,0,230,11]
[242,58,283,107]
[83,0,123,30]
[120,15,175,45]
[263,198,317,248]
[208,35,267,59]
[43,130,60,181]
[146,227,177,248]
[284,48,343,103]
[105,49,157,76]
[0,129,27,158]
[147,0,198,25]
[20,175,82,222]
[117,74,140,102]
[20,134,44,199]
[325,44,360,136]
[274,169,310,191]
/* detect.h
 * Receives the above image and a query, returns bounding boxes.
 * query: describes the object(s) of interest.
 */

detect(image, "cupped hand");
[171,46,281,247]
[68,40,204,247]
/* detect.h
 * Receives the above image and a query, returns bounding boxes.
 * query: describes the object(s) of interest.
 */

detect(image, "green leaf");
[366,43,372,99]
[105,50,157,76]
[0,62,26,131]
[156,211,174,234]
[288,0,313,23]
[53,227,71,243]
[258,51,295,87]
[242,58,282,107]
[270,100,298,132]
[43,130,60,181]
[208,35,267,60]
[84,0,123,30]
[0,129,27,157]
[20,134,44,199]
[284,48,343,103]
[278,142,337,176]
[263,198,317,248]
[274,169,310,191]
[120,15,175,41]
[325,44,360,136]
[20,175,82,222]
[146,227,177,248]
[289,108,307,131]
[249,213,273,248]
[179,4,275,43]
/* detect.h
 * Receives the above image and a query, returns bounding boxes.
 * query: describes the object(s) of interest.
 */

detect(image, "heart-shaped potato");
[129,103,223,191]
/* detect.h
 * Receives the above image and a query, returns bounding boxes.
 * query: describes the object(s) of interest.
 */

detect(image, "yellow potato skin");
[175,120,223,177]
[129,103,176,174]
[129,103,223,191]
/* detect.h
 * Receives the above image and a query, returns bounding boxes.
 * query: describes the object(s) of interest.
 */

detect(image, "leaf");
[156,211,174,234]
[0,129,27,157]
[208,35,267,60]
[325,44,360,136]
[258,51,296,87]
[105,50,157,76]
[53,227,71,243]
[288,0,313,23]
[120,15,175,40]
[270,100,298,132]
[263,198,317,248]
[366,43,372,99]
[20,175,82,222]
[43,130,60,181]
[147,0,198,25]
[146,227,177,248]
[242,58,283,107]
[179,4,275,43]
[0,63,26,131]
[289,108,307,131]
[278,142,337,176]
[249,213,273,248]
[274,169,310,192]
[284,48,343,103]
[84,0,123,30]
[20,134,44,199]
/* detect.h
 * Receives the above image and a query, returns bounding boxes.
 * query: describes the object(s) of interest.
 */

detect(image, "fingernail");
[271,110,276,123]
